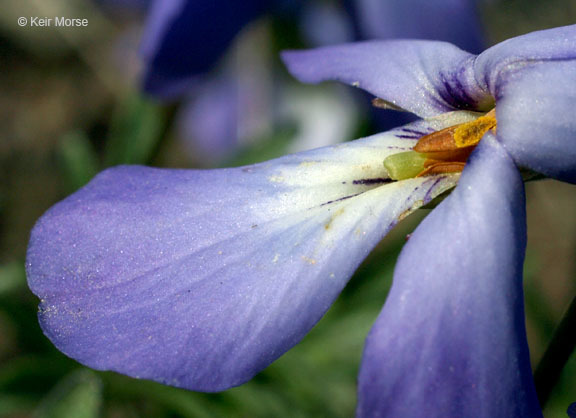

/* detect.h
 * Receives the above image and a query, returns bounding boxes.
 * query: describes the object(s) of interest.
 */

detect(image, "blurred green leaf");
[0,261,26,295]
[101,373,222,418]
[58,131,99,192]
[0,355,73,393]
[544,350,576,418]
[224,384,300,418]
[524,249,557,342]
[104,95,165,166]
[0,393,36,416]
[34,370,102,418]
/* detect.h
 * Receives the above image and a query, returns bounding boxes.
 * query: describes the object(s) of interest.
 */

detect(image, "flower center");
[384,109,497,180]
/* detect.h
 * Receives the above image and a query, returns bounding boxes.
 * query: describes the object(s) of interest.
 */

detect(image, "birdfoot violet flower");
[27,25,576,416]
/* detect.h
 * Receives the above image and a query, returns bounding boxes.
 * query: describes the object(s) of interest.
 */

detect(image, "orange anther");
[413,125,459,153]
[416,162,466,177]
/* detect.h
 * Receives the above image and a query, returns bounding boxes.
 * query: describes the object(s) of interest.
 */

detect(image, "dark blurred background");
[1,0,575,416]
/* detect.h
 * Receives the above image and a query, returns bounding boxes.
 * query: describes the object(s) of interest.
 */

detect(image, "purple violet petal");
[27,120,459,392]
[282,40,491,118]
[474,24,576,94]
[357,133,542,417]
[495,60,576,183]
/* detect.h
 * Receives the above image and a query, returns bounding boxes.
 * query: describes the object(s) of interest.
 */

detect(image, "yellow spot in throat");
[453,109,497,148]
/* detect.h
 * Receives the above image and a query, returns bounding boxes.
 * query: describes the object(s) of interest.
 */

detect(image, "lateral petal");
[357,134,541,417]
[495,60,576,183]
[282,40,491,118]
[475,24,576,93]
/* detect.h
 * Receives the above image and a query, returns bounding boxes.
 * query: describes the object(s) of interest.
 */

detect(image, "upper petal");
[27,119,460,392]
[357,134,541,417]
[282,40,491,118]
[141,0,267,98]
[495,60,576,183]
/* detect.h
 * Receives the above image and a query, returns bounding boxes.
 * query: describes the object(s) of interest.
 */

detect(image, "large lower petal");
[495,60,576,183]
[282,41,492,118]
[357,134,541,417]
[27,119,461,392]
[140,0,267,98]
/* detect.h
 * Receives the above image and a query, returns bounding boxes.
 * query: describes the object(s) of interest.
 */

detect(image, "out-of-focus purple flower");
[169,0,487,163]
[174,19,360,165]
[94,0,151,16]
[141,0,486,98]
[174,25,277,165]
[568,402,576,418]
[140,0,301,98]
[177,77,247,162]
[300,1,355,47]
[143,0,487,163]
[347,0,485,53]
[178,72,359,164]
[27,25,576,416]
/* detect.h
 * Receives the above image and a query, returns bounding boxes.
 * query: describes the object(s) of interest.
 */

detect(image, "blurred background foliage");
[1,0,576,417]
